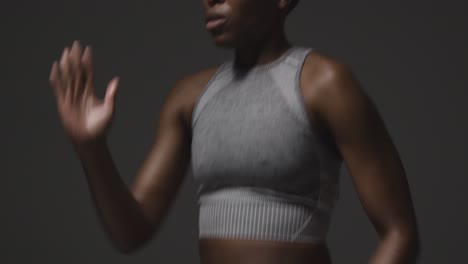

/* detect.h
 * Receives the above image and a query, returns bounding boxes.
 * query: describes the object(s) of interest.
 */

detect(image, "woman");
[48,0,420,263]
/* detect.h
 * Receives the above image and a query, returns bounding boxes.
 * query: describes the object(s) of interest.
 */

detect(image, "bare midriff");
[198,238,332,264]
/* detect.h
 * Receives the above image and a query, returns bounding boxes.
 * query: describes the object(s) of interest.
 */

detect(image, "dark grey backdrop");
[2,0,467,263]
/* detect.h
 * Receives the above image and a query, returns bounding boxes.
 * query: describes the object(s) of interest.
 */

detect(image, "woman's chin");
[209,33,236,48]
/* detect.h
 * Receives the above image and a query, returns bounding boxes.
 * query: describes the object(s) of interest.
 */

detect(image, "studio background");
[1,0,467,263]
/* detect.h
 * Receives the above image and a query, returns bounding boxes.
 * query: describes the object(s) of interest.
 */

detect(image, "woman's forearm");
[74,139,153,254]
[369,228,420,264]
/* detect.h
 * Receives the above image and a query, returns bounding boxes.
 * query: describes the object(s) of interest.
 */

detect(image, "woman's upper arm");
[128,78,192,229]
[313,60,418,238]
[128,67,218,230]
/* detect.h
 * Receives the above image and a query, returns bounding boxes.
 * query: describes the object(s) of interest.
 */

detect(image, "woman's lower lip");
[206,18,227,30]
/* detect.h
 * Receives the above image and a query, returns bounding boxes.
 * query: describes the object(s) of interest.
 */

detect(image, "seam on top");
[267,69,311,137]
[293,48,322,137]
[293,47,326,211]
[290,214,313,241]
[191,62,227,128]
[293,48,342,212]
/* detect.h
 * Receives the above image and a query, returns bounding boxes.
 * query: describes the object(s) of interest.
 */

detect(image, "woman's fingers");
[59,47,71,102]
[104,77,120,107]
[52,41,96,108]
[49,61,62,99]
[70,41,87,102]
[81,45,95,98]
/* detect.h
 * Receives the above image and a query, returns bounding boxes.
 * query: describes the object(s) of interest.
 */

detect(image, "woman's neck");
[233,29,291,68]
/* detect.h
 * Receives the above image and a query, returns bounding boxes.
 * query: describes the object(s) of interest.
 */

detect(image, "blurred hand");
[49,40,119,146]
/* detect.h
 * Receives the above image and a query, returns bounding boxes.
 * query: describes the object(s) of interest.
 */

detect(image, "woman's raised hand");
[49,41,119,146]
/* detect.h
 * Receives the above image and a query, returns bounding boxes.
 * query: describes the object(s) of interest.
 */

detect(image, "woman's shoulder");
[303,48,352,79]
[301,48,356,98]
[165,64,223,129]
[299,47,361,133]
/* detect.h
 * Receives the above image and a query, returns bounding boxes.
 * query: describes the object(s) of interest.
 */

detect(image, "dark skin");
[49,0,420,263]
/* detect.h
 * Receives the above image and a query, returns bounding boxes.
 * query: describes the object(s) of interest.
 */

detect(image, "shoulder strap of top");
[191,62,235,128]
[269,46,314,130]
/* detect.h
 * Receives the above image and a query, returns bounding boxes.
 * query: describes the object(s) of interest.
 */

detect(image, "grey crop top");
[190,46,342,243]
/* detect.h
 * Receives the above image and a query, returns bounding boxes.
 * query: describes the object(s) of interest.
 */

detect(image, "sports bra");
[190,46,342,243]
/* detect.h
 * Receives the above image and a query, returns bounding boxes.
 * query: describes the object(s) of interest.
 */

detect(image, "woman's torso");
[188,46,342,264]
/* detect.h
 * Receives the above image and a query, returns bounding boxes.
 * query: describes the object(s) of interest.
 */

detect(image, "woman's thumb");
[105,77,119,106]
